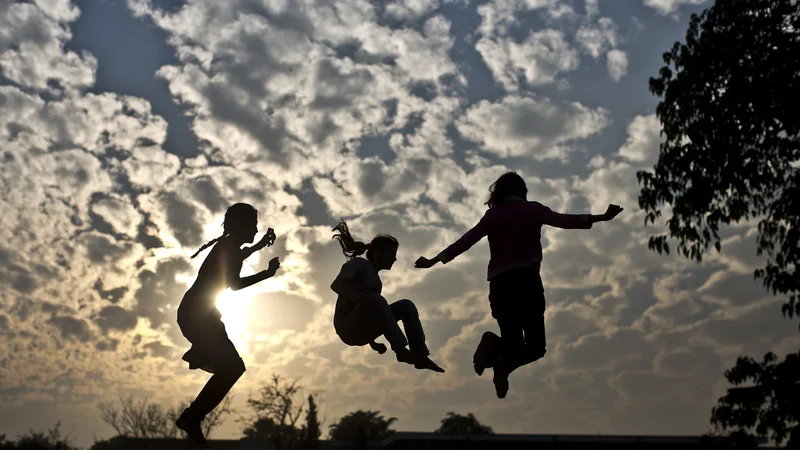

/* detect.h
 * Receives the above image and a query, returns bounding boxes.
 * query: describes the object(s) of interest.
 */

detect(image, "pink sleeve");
[532,202,593,229]
[437,213,490,264]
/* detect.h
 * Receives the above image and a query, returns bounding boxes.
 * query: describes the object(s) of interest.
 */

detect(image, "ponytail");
[332,220,369,260]
[190,234,226,259]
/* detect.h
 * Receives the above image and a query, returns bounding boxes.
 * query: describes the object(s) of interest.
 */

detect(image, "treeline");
[0,374,494,450]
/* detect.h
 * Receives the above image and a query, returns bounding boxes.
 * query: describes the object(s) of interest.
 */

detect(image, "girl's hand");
[267,256,281,274]
[369,341,387,355]
[603,204,623,220]
[259,228,276,248]
[414,256,436,269]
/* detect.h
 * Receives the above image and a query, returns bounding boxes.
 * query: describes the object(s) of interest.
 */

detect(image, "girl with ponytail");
[330,220,444,373]
[175,203,281,447]
[415,172,624,399]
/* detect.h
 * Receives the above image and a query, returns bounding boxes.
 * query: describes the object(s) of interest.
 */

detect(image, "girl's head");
[191,203,258,259]
[223,203,258,243]
[485,172,527,208]
[332,220,399,271]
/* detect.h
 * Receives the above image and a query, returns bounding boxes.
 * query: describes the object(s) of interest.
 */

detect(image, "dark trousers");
[335,298,430,356]
[178,307,246,420]
[489,264,547,374]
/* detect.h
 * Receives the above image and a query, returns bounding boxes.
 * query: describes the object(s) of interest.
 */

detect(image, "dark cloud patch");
[9,297,35,322]
[358,160,386,197]
[0,314,8,331]
[95,305,138,332]
[95,339,120,352]
[409,80,437,101]
[189,175,227,214]
[47,315,92,342]
[134,257,192,329]
[286,178,337,227]
[698,271,772,307]
[159,191,204,248]
[204,82,291,164]
[357,135,395,166]
[560,328,653,371]
[0,256,38,293]
[83,233,130,264]
[309,113,341,145]
[93,279,128,304]
[311,58,373,111]
[143,341,174,359]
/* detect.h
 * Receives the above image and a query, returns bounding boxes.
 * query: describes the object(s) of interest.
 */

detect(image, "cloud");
[643,0,710,16]
[455,95,610,160]
[47,315,92,343]
[607,49,628,82]
[576,17,619,59]
[617,114,661,168]
[476,29,579,91]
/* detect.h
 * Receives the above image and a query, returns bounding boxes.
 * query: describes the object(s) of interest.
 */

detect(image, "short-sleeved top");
[333,257,382,324]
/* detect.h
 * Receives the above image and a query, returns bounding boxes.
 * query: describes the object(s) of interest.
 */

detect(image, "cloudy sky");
[1,0,797,447]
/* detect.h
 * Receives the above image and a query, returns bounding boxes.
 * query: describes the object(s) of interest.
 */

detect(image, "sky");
[0,0,797,448]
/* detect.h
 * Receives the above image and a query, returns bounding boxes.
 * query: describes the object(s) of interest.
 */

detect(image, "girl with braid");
[415,172,623,399]
[330,220,445,373]
[175,203,280,448]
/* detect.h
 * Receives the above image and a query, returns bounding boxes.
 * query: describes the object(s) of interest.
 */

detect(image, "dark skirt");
[177,305,243,374]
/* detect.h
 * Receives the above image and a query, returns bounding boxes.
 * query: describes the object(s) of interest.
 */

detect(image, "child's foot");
[176,411,210,448]
[493,358,509,399]
[414,355,445,373]
[473,331,500,376]
[395,348,445,373]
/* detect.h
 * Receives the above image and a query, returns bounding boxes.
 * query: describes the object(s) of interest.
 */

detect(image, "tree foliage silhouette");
[302,394,322,449]
[0,422,79,450]
[710,351,799,446]
[434,412,494,435]
[328,410,396,442]
[97,395,233,439]
[242,374,311,450]
[637,0,800,325]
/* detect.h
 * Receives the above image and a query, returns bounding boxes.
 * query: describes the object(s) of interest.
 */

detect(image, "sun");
[215,288,255,350]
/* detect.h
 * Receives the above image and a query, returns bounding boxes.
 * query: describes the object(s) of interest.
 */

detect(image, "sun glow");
[215,288,255,351]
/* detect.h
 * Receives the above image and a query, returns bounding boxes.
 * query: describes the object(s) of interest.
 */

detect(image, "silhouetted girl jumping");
[330,220,444,373]
[415,172,622,398]
[176,203,280,447]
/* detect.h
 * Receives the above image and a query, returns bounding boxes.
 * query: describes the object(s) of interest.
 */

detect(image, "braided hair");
[332,219,398,261]
[485,171,528,209]
[191,203,258,259]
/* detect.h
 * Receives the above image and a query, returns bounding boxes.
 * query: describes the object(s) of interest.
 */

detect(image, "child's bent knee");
[397,299,416,310]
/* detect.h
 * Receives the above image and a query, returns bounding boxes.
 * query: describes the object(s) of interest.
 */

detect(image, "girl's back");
[183,239,242,312]
[485,200,549,275]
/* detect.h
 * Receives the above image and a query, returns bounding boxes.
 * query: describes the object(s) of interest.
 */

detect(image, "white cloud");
[576,17,619,59]
[0,0,95,92]
[607,49,628,81]
[643,0,710,16]
[455,95,610,160]
[476,29,579,91]
[617,114,662,168]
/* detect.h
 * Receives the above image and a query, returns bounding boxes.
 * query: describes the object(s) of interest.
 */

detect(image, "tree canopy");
[434,412,494,435]
[710,351,799,446]
[638,0,800,323]
[328,410,396,442]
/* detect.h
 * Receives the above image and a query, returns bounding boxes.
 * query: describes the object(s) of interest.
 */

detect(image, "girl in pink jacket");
[415,172,623,398]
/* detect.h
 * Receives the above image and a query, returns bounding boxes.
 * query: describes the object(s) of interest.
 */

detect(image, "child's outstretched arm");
[231,257,280,291]
[416,214,489,269]
[537,203,623,229]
